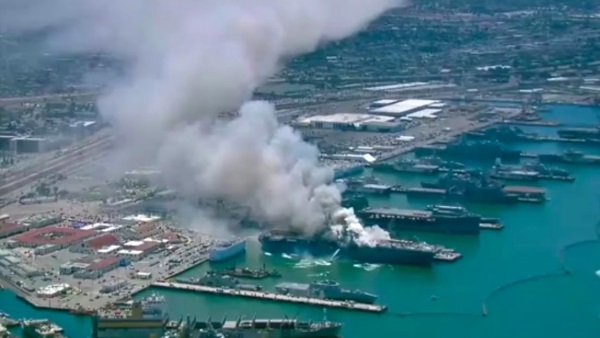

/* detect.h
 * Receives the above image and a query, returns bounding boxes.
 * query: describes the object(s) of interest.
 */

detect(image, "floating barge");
[152,282,388,313]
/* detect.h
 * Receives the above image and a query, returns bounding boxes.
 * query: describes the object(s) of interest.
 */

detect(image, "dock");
[152,282,388,313]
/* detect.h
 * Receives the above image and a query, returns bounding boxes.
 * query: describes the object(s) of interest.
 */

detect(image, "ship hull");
[259,237,434,266]
[325,294,377,304]
[358,213,480,234]
[209,239,247,262]
[489,173,540,182]
[222,326,342,338]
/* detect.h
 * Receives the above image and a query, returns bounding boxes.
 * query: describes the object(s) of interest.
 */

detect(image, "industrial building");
[369,99,442,116]
[71,234,121,254]
[13,226,96,250]
[0,222,25,239]
[60,262,91,275]
[74,256,121,279]
[19,214,63,229]
[295,113,403,132]
[121,214,162,226]
[9,137,47,154]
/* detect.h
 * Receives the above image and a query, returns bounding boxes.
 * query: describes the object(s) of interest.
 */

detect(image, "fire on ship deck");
[152,282,388,313]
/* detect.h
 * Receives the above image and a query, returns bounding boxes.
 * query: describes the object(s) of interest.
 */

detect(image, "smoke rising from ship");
[0,0,406,240]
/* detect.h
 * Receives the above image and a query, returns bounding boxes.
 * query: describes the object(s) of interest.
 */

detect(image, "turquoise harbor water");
[2,104,600,337]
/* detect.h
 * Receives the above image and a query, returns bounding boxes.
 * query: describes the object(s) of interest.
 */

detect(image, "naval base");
[152,282,388,313]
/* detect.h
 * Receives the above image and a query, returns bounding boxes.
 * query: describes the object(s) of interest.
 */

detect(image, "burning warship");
[259,219,440,267]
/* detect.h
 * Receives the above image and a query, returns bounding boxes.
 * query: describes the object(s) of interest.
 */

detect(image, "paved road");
[0,92,97,107]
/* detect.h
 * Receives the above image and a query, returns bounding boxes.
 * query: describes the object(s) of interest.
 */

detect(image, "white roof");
[100,226,122,233]
[98,245,121,254]
[406,109,441,119]
[370,99,440,115]
[81,222,115,231]
[124,240,144,247]
[371,99,398,105]
[122,214,161,223]
[136,271,152,276]
[396,135,416,141]
[117,249,143,255]
[365,82,428,91]
[298,113,394,125]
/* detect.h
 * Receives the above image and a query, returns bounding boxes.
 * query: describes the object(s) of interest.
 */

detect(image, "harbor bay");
[1,105,598,337]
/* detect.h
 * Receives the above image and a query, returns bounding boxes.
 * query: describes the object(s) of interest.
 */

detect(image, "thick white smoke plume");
[0,0,406,240]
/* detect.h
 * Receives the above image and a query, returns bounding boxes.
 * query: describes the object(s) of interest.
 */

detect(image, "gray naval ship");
[276,280,378,304]
[165,312,342,338]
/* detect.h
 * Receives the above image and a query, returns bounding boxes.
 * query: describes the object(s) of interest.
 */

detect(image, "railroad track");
[0,136,114,197]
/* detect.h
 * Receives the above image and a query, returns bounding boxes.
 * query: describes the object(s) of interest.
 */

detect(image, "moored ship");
[415,139,521,161]
[187,316,343,338]
[259,230,438,266]
[557,126,600,141]
[209,238,247,262]
[421,172,521,204]
[275,280,378,304]
[492,158,574,182]
[357,204,481,234]
[536,150,600,165]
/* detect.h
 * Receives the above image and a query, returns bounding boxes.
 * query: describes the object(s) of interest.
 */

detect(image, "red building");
[14,227,96,249]
[71,234,120,254]
[0,222,25,239]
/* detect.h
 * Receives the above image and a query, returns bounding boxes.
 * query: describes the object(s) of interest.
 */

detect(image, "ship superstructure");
[415,139,521,161]
[275,280,378,304]
[421,172,515,202]
[357,204,481,234]
[176,315,342,338]
[557,126,600,141]
[209,238,247,262]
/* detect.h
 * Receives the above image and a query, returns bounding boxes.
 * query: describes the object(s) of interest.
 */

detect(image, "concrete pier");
[152,282,388,313]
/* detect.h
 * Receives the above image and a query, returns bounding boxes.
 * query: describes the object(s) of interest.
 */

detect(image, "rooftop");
[87,256,119,271]
[298,113,395,125]
[15,227,95,246]
[370,99,440,115]
[122,214,161,223]
[406,108,441,119]
[86,234,119,250]
[136,241,161,252]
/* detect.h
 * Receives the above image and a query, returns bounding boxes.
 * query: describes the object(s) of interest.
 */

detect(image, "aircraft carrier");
[258,230,438,266]
[356,204,482,234]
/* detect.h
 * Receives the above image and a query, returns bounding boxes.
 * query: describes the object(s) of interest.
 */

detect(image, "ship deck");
[361,207,433,218]
[152,282,387,313]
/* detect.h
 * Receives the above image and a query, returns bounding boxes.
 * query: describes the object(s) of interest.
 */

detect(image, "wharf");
[502,120,561,127]
[376,108,523,163]
[152,282,388,314]
[1,254,209,313]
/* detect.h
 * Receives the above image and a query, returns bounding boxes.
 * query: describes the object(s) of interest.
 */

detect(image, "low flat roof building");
[369,99,440,116]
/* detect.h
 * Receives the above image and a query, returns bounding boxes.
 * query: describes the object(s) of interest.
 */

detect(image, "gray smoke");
[1,0,406,236]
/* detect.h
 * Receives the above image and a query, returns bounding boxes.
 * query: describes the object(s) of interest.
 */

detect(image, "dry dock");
[152,282,388,313]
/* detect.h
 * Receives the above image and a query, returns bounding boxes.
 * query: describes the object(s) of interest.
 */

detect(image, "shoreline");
[2,256,210,315]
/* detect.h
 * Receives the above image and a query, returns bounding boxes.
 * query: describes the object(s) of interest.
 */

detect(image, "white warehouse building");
[369,99,441,117]
[295,113,403,132]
